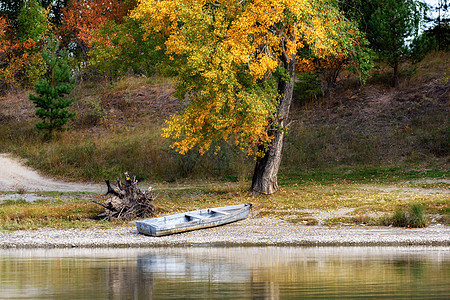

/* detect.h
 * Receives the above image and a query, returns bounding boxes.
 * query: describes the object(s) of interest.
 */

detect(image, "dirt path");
[0,153,101,193]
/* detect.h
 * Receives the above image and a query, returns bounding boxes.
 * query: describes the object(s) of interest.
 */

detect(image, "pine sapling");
[29,37,75,134]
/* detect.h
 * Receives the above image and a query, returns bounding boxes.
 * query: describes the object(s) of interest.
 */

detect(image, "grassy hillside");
[284,54,449,173]
[0,52,448,184]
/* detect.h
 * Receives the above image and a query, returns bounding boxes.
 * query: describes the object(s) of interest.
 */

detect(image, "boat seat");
[210,209,230,215]
[185,213,208,220]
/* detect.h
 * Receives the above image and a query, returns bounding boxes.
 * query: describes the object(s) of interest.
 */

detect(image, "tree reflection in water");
[0,247,448,299]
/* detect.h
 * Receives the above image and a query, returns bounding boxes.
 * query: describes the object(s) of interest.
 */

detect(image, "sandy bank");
[1,217,449,248]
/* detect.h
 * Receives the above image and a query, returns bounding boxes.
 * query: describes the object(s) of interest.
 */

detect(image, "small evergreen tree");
[29,37,75,133]
[367,0,426,87]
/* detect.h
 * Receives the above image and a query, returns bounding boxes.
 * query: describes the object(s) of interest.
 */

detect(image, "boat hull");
[136,204,252,237]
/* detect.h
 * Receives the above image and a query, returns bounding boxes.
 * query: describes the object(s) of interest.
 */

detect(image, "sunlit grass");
[0,198,110,231]
[150,178,449,226]
[0,176,447,231]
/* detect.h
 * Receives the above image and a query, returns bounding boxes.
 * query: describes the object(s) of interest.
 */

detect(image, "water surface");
[0,247,448,299]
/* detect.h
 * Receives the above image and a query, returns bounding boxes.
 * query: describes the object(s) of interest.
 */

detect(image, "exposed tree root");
[95,172,155,221]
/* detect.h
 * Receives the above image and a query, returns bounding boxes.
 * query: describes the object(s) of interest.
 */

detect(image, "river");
[0,246,448,299]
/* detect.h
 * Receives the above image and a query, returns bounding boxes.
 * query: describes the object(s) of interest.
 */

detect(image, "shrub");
[390,204,429,228]
[17,0,49,42]
[408,203,428,228]
[293,72,322,105]
[392,209,409,227]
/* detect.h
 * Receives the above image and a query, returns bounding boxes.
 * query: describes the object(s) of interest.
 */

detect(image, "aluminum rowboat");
[136,203,252,236]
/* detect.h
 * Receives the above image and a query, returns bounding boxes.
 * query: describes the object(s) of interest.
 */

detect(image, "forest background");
[0,0,448,188]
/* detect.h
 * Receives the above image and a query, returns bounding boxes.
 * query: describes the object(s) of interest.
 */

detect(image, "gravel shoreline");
[1,217,449,248]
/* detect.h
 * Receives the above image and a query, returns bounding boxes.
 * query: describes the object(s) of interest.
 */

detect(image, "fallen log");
[95,172,155,221]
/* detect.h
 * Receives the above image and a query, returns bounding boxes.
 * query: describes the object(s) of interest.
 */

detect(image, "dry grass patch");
[0,199,110,231]
[0,176,447,231]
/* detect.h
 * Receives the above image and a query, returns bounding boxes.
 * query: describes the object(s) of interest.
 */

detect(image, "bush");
[389,204,429,228]
[89,17,163,77]
[391,209,408,227]
[408,203,428,228]
[293,72,322,106]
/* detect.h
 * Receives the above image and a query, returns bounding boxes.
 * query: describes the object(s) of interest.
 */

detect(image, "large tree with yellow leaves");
[132,0,364,194]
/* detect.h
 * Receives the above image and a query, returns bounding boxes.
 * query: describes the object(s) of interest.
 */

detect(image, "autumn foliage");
[130,0,377,194]
[0,13,46,90]
[297,21,373,96]
[0,0,379,194]
[59,0,129,50]
[0,0,137,89]
[0,0,371,95]
[131,0,354,155]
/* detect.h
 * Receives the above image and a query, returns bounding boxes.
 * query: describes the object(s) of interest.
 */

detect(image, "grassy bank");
[0,198,106,231]
[0,174,448,231]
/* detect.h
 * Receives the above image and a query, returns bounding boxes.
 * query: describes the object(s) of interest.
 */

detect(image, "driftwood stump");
[95,172,155,221]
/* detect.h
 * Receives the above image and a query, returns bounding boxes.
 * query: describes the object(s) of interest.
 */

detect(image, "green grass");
[1,119,447,185]
[0,121,254,182]
[280,167,449,185]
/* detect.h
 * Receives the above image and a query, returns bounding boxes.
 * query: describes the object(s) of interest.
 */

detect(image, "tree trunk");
[251,56,296,195]
[393,60,399,88]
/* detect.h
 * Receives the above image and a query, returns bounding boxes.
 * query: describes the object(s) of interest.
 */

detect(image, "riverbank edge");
[1,217,449,248]
[2,241,449,249]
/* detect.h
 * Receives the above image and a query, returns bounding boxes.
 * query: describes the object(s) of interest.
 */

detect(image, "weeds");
[391,209,409,227]
[385,204,429,228]
[0,122,253,182]
[410,204,429,227]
